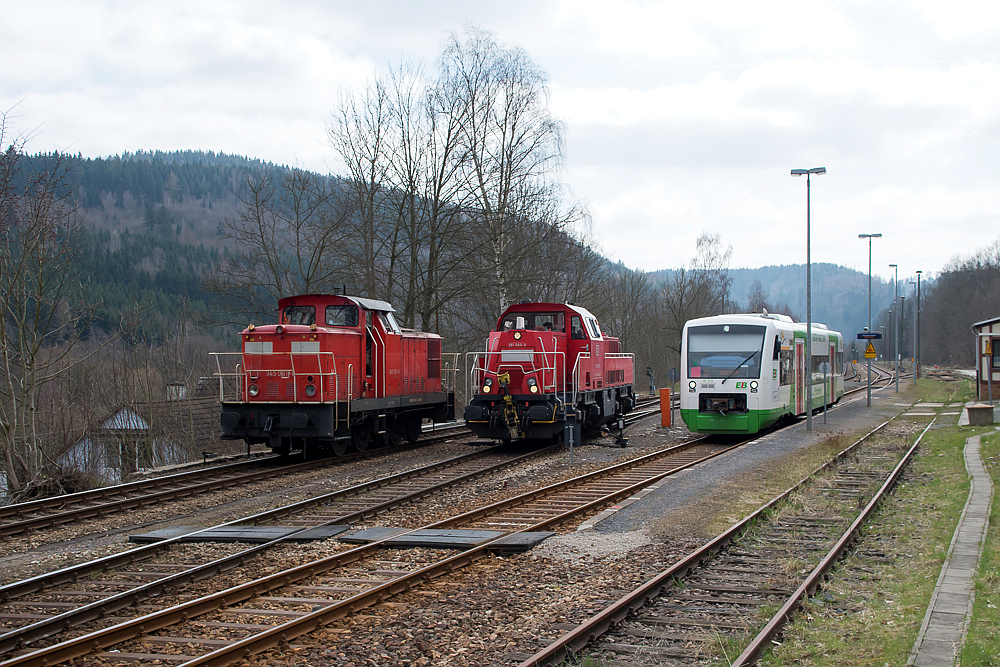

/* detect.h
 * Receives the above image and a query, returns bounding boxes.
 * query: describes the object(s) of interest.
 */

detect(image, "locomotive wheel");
[405,416,422,444]
[351,421,372,452]
[330,439,348,457]
[383,417,404,447]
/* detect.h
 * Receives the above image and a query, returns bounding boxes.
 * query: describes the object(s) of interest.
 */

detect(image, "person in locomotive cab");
[283,305,315,326]
[571,316,586,340]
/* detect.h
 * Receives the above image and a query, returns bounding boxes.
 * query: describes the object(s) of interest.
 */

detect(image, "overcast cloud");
[3,0,998,283]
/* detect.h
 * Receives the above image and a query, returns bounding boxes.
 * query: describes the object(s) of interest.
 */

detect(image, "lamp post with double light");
[859,233,882,406]
[791,167,826,432]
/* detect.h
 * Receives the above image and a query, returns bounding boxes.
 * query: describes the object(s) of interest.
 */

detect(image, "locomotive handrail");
[465,350,568,408]
[571,353,591,407]
[210,351,343,404]
[441,352,460,393]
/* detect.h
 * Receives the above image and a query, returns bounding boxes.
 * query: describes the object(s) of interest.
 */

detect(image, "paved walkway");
[907,427,995,666]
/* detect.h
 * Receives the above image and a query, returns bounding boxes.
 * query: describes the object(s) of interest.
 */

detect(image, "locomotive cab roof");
[241,294,405,334]
[277,294,395,313]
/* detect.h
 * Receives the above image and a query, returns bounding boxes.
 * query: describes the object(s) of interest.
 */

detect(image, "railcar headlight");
[482,377,494,393]
[275,325,284,334]
[527,377,539,393]
[513,331,522,340]
[750,381,758,392]
[248,384,259,397]
[688,380,697,392]
[305,384,316,397]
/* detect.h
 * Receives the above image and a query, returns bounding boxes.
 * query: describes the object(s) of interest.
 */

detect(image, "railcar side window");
[780,347,793,385]
[570,316,586,340]
[283,306,316,325]
[773,336,780,361]
[325,305,359,327]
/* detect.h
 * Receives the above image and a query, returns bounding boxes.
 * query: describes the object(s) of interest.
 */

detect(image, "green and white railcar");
[680,313,844,434]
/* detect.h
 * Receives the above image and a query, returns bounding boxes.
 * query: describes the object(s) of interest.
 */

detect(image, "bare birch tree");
[329,77,395,299]
[443,27,573,313]
[0,115,109,496]
[206,166,353,323]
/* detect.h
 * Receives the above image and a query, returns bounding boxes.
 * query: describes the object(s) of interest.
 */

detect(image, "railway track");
[0,391,663,548]
[0,421,478,540]
[517,413,937,666]
[0,434,738,666]
[0,441,559,657]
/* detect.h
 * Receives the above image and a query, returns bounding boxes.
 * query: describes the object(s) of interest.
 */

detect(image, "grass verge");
[757,389,993,665]
[961,429,1000,665]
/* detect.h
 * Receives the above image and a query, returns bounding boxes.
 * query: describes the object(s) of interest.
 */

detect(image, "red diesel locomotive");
[463,302,636,442]
[215,294,455,456]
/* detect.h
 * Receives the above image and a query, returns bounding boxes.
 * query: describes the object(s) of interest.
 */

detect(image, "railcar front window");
[687,324,766,379]
[283,306,316,325]
[325,305,359,327]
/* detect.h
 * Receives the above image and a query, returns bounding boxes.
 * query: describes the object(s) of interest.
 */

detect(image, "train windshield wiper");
[721,352,758,384]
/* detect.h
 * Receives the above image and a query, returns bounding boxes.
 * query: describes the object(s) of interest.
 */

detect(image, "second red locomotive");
[463,302,636,442]
[215,294,455,456]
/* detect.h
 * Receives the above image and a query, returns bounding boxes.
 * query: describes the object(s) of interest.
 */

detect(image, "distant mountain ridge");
[650,263,902,349]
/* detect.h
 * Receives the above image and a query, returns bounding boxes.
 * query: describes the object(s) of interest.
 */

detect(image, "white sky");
[4,0,999,283]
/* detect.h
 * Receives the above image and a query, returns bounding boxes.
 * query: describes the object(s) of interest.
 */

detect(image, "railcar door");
[829,342,837,404]
[795,340,805,414]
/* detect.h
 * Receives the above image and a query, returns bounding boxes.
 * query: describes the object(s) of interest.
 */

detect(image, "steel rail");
[516,417,897,666]
[730,417,936,666]
[0,455,276,519]
[0,421,470,537]
[0,444,551,654]
[0,437,732,667]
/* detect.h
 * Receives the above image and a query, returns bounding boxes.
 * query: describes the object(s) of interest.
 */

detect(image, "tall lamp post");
[791,167,826,432]
[915,270,922,383]
[859,233,882,406]
[889,263,899,391]
[909,280,917,384]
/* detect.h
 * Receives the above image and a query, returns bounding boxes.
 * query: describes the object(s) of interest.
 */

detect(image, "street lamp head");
[889,263,897,269]
[916,269,923,275]
[859,233,882,239]
[790,167,827,177]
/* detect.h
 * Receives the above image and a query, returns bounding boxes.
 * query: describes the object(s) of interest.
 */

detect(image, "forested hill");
[35,150,905,348]
[728,264,897,340]
[28,150,276,339]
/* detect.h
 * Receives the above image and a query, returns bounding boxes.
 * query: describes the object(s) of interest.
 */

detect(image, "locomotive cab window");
[283,305,315,326]
[377,311,401,334]
[687,324,766,379]
[500,312,565,333]
[586,318,602,338]
[325,304,359,327]
[570,316,586,340]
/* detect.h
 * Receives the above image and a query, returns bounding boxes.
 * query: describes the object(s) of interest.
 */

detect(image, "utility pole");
[890,263,899,392]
